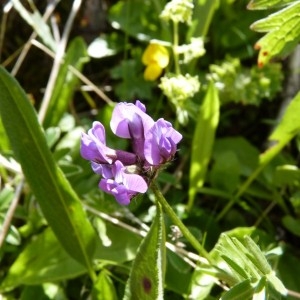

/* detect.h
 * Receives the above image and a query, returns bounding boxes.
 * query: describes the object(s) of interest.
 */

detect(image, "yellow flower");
[142,43,169,81]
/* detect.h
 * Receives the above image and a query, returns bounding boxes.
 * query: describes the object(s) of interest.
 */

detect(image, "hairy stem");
[151,181,212,264]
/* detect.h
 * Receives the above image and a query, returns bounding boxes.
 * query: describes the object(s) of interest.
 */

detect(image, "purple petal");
[135,100,146,112]
[91,162,113,178]
[80,121,116,164]
[144,118,182,165]
[98,160,148,205]
[110,102,154,139]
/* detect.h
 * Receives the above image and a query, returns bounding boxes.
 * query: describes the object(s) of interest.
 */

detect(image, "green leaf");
[43,37,89,128]
[123,203,166,300]
[0,67,98,273]
[188,0,219,38]
[260,92,300,166]
[0,228,86,292]
[213,137,259,176]
[220,279,255,300]
[282,215,300,237]
[249,1,300,66]
[1,222,141,292]
[11,0,56,50]
[188,80,220,210]
[247,0,297,10]
[274,165,300,187]
[92,270,118,300]
[209,151,240,193]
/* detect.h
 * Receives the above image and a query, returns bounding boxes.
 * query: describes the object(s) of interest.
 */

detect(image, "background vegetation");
[1,0,300,299]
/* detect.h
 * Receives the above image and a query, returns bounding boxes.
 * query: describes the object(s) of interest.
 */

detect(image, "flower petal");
[110,102,154,139]
[144,118,182,165]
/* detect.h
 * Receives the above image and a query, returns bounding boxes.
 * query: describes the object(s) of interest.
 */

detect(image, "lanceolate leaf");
[249,1,300,66]
[260,91,300,166]
[188,80,220,210]
[123,202,166,300]
[0,67,98,272]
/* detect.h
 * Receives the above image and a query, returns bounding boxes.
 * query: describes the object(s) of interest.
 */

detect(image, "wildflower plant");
[81,101,182,205]
[1,0,300,300]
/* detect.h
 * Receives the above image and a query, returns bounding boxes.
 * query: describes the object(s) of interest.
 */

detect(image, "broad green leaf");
[249,2,300,66]
[0,228,85,292]
[123,203,166,300]
[220,279,254,300]
[282,215,300,237]
[260,92,300,166]
[45,127,61,148]
[0,67,98,272]
[209,151,240,193]
[43,37,89,128]
[247,0,297,10]
[274,165,300,187]
[188,81,220,210]
[1,223,141,292]
[213,137,259,176]
[92,270,118,300]
[11,0,56,51]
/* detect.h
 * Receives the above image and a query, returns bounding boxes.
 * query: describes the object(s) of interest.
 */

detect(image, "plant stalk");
[151,182,212,264]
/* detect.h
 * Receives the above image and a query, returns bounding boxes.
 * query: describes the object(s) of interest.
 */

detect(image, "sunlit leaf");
[92,270,118,300]
[0,67,98,272]
[188,80,220,209]
[249,1,300,66]
[11,0,56,50]
[260,92,300,166]
[123,203,166,300]
[247,0,297,10]
[221,279,254,300]
[0,222,141,292]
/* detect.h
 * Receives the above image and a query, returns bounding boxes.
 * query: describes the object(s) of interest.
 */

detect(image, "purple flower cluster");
[80,101,182,205]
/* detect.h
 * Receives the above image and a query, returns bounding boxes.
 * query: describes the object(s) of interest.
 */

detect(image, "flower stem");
[172,21,180,75]
[151,182,212,264]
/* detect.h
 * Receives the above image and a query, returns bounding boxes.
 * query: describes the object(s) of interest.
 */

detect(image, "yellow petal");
[142,43,169,68]
[144,63,163,81]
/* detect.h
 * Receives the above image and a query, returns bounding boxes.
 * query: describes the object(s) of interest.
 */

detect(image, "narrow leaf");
[43,37,89,128]
[221,279,255,300]
[123,202,166,300]
[11,0,56,50]
[244,236,272,275]
[260,91,300,166]
[188,80,220,210]
[0,67,98,272]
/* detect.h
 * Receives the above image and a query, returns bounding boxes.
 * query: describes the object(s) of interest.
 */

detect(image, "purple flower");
[81,121,116,164]
[99,160,148,205]
[110,101,155,158]
[81,121,137,173]
[144,118,182,165]
[80,100,182,205]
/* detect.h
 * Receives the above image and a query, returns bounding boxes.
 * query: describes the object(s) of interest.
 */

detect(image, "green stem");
[172,21,180,75]
[216,164,265,221]
[151,182,212,264]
